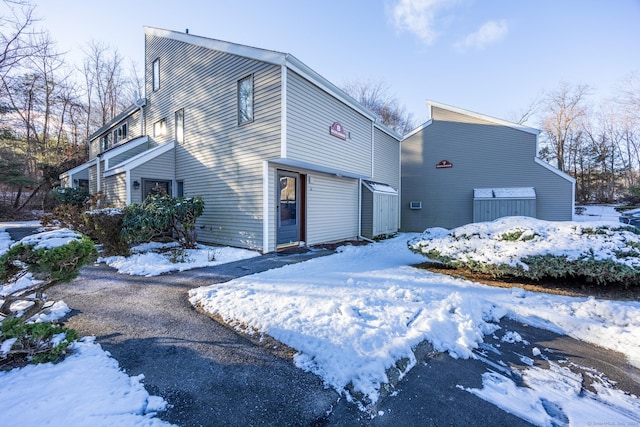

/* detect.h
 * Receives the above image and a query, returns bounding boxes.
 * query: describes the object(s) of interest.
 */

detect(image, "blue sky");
[32,0,640,127]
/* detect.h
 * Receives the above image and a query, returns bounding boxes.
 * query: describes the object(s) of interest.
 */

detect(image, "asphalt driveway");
[41,247,639,427]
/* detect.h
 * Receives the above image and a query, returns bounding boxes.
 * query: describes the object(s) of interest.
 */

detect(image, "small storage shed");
[473,187,536,222]
[361,180,399,239]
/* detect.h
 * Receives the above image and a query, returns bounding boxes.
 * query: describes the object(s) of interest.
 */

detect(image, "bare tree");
[342,79,415,135]
[616,72,640,183]
[82,40,129,136]
[539,82,590,172]
[506,93,541,125]
[618,71,640,118]
[0,0,40,79]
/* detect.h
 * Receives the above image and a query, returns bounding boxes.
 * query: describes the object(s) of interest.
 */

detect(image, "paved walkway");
[47,251,342,427]
[12,228,636,426]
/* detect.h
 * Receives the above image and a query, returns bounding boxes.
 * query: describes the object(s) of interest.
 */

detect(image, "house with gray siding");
[61,27,402,253]
[401,101,575,232]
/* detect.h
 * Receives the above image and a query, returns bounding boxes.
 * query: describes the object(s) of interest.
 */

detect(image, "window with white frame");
[113,122,128,144]
[152,58,160,91]
[153,118,167,137]
[101,133,111,151]
[238,75,253,124]
[175,109,184,143]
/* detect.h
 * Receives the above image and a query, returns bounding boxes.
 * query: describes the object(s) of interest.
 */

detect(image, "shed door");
[277,171,299,246]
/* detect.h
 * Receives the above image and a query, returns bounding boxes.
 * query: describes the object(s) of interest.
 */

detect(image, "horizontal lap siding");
[373,128,401,232]
[306,174,359,245]
[89,165,97,194]
[286,70,372,177]
[146,35,281,250]
[89,112,143,160]
[402,113,571,231]
[373,128,400,189]
[73,168,89,181]
[531,162,573,220]
[104,173,126,207]
[108,143,150,169]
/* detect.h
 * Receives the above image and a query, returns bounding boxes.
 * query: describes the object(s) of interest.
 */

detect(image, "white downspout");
[280,64,287,158]
[125,170,131,205]
[262,161,270,253]
[96,155,101,196]
[371,121,375,179]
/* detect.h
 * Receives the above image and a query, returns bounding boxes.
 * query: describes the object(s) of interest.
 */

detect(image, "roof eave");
[427,100,540,136]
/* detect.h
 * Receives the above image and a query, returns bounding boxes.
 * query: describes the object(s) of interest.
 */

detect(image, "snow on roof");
[474,187,536,199]
[363,180,398,194]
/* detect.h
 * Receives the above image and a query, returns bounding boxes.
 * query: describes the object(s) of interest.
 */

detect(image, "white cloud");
[455,19,509,51]
[392,0,459,45]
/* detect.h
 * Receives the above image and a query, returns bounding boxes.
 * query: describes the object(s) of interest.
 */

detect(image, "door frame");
[276,170,306,248]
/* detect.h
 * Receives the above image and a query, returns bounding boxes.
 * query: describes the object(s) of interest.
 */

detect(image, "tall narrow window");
[175,109,184,143]
[238,75,253,124]
[152,58,160,91]
[176,180,184,198]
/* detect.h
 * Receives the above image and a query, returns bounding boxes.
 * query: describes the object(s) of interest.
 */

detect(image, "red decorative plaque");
[329,122,347,140]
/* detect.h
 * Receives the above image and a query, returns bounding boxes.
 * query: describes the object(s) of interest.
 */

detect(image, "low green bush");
[50,187,90,208]
[0,235,97,284]
[122,195,205,249]
[421,249,640,287]
[0,318,78,368]
[0,233,97,319]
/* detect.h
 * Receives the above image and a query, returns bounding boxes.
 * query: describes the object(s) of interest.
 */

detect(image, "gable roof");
[89,99,146,142]
[426,100,540,136]
[143,26,401,140]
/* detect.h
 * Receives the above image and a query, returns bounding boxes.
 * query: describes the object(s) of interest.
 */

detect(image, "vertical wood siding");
[361,187,374,238]
[286,70,372,177]
[473,199,536,222]
[306,173,359,245]
[361,187,399,238]
[145,34,281,250]
[401,114,573,231]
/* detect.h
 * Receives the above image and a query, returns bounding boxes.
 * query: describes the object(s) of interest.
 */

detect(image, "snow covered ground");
[100,242,260,277]
[189,206,640,424]
[2,206,640,426]
[0,222,177,427]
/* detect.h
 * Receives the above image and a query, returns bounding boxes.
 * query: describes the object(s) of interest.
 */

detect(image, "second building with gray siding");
[401,101,575,232]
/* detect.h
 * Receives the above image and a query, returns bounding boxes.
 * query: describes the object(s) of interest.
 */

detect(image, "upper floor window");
[238,75,253,125]
[175,109,184,143]
[152,58,160,91]
[113,123,127,144]
[101,133,111,151]
[153,118,167,137]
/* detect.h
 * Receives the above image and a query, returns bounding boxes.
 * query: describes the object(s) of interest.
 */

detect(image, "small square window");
[238,75,253,124]
[152,58,160,91]
[153,119,167,137]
